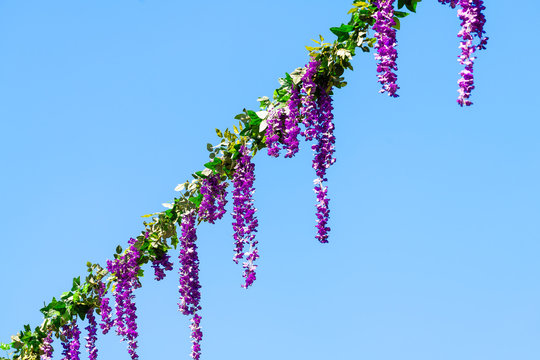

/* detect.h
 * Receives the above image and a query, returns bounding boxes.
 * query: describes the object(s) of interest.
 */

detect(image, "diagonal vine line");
[1,1,488,359]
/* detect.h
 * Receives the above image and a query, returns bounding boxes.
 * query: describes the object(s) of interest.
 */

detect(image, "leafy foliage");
[5,1,485,359]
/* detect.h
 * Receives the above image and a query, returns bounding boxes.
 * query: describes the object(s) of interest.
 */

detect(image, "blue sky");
[1,1,539,359]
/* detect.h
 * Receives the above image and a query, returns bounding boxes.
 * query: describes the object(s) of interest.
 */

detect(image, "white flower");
[336,49,352,60]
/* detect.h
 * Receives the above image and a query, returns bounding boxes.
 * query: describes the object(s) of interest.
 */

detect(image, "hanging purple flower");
[312,89,336,182]
[373,0,399,97]
[198,173,228,224]
[178,210,202,315]
[98,282,113,335]
[231,145,259,288]
[455,0,488,106]
[60,320,80,360]
[106,238,141,360]
[300,60,321,141]
[40,331,54,360]
[265,107,285,157]
[189,314,203,360]
[439,0,458,8]
[151,252,174,281]
[284,85,302,158]
[85,310,98,360]
[310,88,336,243]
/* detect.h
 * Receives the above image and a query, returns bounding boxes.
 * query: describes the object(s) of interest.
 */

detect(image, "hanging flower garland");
[373,0,399,97]
[439,0,488,106]
[85,310,98,360]
[98,281,113,335]
[5,2,490,360]
[39,332,53,360]
[106,238,142,360]
[284,85,302,158]
[232,145,259,288]
[198,174,228,224]
[60,321,80,360]
[178,210,203,359]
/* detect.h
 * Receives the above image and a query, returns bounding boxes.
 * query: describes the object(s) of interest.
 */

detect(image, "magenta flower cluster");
[106,238,141,360]
[178,210,203,359]
[300,60,337,243]
[265,108,286,157]
[178,210,202,315]
[439,0,488,105]
[40,331,54,360]
[85,310,98,360]
[264,59,336,243]
[455,0,488,106]
[232,145,259,288]
[265,87,302,158]
[189,314,203,360]
[198,173,228,224]
[98,282,113,335]
[373,0,399,97]
[301,60,321,141]
[60,321,80,360]
[151,252,174,281]
[285,85,302,157]
[439,0,458,8]
[312,89,336,243]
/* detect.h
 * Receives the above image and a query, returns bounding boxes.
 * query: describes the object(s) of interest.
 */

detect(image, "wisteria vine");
[2,2,488,360]
[439,0,488,105]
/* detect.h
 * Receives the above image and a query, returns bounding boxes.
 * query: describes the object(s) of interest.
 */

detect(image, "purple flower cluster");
[455,0,488,106]
[373,0,399,97]
[85,310,98,360]
[98,282,113,335]
[312,89,336,243]
[301,60,321,141]
[313,179,330,243]
[439,0,458,8]
[284,85,302,157]
[198,173,228,223]
[268,58,336,243]
[151,252,174,281]
[106,238,141,360]
[178,210,202,315]
[231,146,259,288]
[265,85,303,159]
[178,210,203,359]
[189,314,203,360]
[265,108,286,157]
[60,321,80,360]
[40,331,54,360]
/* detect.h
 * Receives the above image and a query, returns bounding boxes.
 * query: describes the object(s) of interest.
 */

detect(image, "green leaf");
[116,245,123,254]
[188,194,203,207]
[53,301,66,311]
[1,343,12,351]
[72,277,81,291]
[406,2,417,12]
[203,161,216,170]
[246,110,262,127]
[394,10,409,18]
[239,126,251,136]
[393,17,401,30]
[330,24,354,42]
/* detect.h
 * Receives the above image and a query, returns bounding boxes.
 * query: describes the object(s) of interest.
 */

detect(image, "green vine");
[1,1,422,359]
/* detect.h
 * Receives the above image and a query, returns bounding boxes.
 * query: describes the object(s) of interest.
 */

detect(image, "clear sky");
[1,1,539,359]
